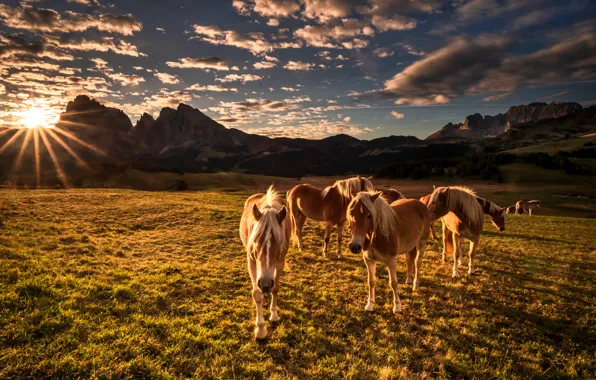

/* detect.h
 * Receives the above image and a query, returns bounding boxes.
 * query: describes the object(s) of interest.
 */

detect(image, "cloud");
[187,84,238,92]
[254,61,276,69]
[240,120,371,139]
[215,73,263,82]
[397,43,425,56]
[0,5,142,35]
[233,0,251,16]
[154,72,180,84]
[267,19,280,26]
[302,0,363,22]
[191,24,282,55]
[482,92,513,102]
[283,61,314,70]
[538,91,572,100]
[391,110,404,119]
[373,47,394,58]
[383,24,596,105]
[251,0,301,18]
[107,72,145,86]
[382,36,510,105]
[281,87,298,91]
[294,18,371,48]
[156,27,166,34]
[362,0,442,15]
[166,57,233,71]
[47,36,146,57]
[371,15,416,32]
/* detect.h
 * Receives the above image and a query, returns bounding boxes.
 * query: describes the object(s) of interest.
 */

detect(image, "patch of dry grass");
[1,189,595,379]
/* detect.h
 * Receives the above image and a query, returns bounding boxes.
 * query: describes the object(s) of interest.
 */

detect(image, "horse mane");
[353,192,399,237]
[246,186,287,255]
[322,176,374,200]
[431,186,483,226]
[476,196,502,215]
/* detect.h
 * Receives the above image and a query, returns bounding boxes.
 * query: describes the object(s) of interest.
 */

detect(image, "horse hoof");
[269,311,280,322]
[412,284,419,292]
[452,273,459,279]
[254,326,268,340]
[364,304,374,312]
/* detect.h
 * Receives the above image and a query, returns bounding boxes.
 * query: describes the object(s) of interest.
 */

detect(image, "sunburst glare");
[19,107,59,129]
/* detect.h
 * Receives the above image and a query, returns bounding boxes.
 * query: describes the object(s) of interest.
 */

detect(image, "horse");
[239,186,291,340]
[287,176,374,258]
[347,192,430,315]
[505,205,516,214]
[418,194,439,241]
[426,186,484,278]
[475,196,506,231]
[377,188,405,204]
[516,200,540,216]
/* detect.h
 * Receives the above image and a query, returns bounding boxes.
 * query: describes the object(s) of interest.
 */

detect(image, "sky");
[0,0,595,140]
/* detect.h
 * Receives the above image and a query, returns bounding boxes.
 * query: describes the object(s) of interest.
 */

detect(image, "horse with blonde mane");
[377,188,405,204]
[287,176,374,258]
[239,186,291,340]
[347,192,430,315]
[426,186,484,278]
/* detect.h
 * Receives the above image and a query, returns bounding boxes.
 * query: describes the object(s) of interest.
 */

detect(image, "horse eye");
[366,214,372,219]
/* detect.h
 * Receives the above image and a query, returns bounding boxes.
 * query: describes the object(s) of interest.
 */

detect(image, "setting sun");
[17,107,59,129]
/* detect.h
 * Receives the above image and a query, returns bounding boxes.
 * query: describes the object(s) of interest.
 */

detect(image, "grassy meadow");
[1,188,595,379]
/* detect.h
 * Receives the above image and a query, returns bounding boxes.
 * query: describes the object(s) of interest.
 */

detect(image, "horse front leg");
[322,221,332,257]
[363,254,376,311]
[452,233,461,278]
[441,221,449,264]
[248,257,267,339]
[468,238,479,275]
[270,259,285,322]
[336,220,345,259]
[387,257,402,315]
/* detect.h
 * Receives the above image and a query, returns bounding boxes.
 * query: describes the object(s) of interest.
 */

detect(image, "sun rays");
[0,104,109,188]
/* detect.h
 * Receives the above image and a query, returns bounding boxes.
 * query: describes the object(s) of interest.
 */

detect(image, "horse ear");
[277,206,287,223]
[433,184,436,190]
[252,204,262,221]
[357,175,361,180]
[370,192,382,203]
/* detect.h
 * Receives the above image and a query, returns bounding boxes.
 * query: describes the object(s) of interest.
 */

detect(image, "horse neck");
[325,186,351,211]
[446,193,477,225]
[476,197,498,217]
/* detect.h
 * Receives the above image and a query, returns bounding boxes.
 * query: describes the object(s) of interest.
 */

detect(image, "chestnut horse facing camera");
[347,192,430,315]
[287,176,374,258]
[239,186,291,340]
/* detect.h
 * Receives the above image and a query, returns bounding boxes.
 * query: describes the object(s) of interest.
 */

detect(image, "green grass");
[1,189,595,379]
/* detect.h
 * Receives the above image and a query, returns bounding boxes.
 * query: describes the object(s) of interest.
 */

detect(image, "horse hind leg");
[293,211,306,251]
[413,241,426,291]
[405,248,415,285]
[442,222,453,265]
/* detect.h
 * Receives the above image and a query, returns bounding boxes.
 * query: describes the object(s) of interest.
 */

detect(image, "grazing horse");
[347,192,430,314]
[377,188,405,204]
[287,176,374,258]
[475,196,506,231]
[505,205,516,214]
[516,200,540,216]
[239,186,291,340]
[427,186,484,278]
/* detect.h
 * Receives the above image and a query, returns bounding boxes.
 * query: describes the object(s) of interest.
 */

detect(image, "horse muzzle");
[257,277,274,293]
[500,227,505,232]
[349,243,362,254]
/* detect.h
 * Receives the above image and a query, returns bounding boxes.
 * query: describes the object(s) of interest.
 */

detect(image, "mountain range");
[0,95,595,182]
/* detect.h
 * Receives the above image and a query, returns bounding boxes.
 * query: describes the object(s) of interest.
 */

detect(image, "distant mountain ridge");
[426,101,585,140]
[1,96,594,182]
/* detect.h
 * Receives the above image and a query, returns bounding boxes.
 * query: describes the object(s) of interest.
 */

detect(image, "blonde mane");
[246,186,288,256]
[353,192,399,237]
[431,186,483,226]
[322,176,374,200]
